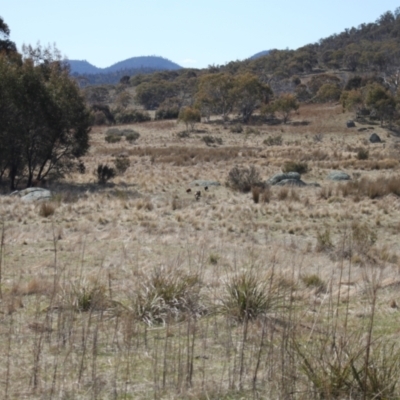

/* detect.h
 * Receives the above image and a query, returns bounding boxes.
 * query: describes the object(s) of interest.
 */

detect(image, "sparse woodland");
[2,10,400,400]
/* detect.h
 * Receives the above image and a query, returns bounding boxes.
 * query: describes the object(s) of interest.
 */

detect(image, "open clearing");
[1,104,400,399]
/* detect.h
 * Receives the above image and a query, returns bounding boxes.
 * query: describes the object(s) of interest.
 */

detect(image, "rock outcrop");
[10,188,52,202]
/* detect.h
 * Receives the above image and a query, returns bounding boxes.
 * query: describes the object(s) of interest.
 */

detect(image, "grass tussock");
[39,202,56,217]
[130,266,205,325]
[220,270,281,322]
[340,175,400,199]
[63,281,110,312]
[252,185,271,203]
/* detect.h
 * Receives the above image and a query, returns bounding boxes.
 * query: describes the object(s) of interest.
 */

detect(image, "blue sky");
[2,1,400,69]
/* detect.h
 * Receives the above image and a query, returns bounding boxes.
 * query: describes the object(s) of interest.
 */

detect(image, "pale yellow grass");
[0,104,399,398]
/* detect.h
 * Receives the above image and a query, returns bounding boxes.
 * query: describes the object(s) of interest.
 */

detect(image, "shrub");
[115,110,151,124]
[105,133,122,143]
[123,130,140,143]
[92,110,107,126]
[113,156,130,174]
[178,107,201,131]
[155,107,180,120]
[97,164,116,184]
[77,159,86,174]
[202,135,223,146]
[227,165,263,193]
[357,147,369,160]
[282,161,309,174]
[106,128,121,136]
[230,124,243,133]
[263,135,283,146]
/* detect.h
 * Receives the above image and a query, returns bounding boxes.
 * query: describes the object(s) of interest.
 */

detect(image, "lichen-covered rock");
[10,188,52,202]
[275,179,307,187]
[327,171,351,181]
[267,172,301,185]
[369,133,381,143]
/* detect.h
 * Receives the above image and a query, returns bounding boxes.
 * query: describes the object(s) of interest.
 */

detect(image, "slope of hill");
[66,60,100,74]
[248,50,271,60]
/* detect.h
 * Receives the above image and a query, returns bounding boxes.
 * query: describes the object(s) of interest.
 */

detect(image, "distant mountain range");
[66,53,273,85]
[67,56,182,75]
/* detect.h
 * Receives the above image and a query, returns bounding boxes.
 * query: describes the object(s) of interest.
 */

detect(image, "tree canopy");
[0,39,91,190]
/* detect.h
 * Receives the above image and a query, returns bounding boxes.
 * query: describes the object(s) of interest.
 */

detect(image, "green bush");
[155,107,180,120]
[106,128,121,136]
[105,134,122,143]
[178,107,201,131]
[123,130,140,143]
[282,161,309,174]
[115,110,151,124]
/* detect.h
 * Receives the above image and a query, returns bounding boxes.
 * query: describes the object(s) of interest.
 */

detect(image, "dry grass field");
[1,103,400,399]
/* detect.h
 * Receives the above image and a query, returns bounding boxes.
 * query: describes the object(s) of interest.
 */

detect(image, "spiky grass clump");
[62,281,109,312]
[220,270,280,323]
[131,267,205,325]
[295,336,400,399]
